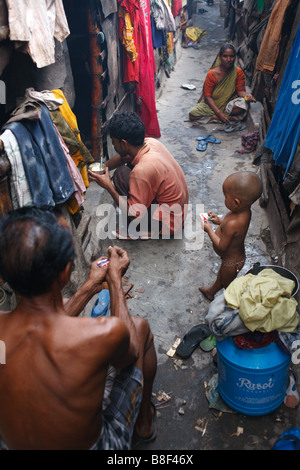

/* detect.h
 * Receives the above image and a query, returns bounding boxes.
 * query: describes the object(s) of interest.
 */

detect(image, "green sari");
[189,62,238,119]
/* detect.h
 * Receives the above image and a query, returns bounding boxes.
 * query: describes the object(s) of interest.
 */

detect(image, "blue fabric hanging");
[264,25,300,179]
[5,105,75,207]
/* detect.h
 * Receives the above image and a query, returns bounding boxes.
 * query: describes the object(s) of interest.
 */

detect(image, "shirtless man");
[199,171,262,301]
[0,207,157,450]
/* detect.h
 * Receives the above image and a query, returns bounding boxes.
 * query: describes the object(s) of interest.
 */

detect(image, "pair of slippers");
[175,324,215,359]
[220,122,246,133]
[196,134,221,152]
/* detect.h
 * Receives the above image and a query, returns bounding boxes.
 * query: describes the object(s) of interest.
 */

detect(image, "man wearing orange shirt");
[88,112,189,239]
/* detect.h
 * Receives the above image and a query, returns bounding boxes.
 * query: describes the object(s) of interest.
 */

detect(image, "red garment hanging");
[172,0,182,18]
[118,0,160,137]
[135,0,160,137]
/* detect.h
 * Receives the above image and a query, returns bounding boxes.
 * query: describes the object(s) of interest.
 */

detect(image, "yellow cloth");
[52,88,90,188]
[119,7,138,62]
[185,27,206,43]
[224,269,299,333]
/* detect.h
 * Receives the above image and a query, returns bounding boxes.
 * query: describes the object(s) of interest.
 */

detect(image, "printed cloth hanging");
[118,0,160,137]
[3,105,75,207]
[136,0,161,137]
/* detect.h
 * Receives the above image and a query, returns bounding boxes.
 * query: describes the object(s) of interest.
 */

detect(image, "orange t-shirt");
[203,67,246,97]
[128,138,189,234]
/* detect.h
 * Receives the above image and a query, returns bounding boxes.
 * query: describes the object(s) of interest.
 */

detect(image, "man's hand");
[87,256,109,287]
[107,246,130,281]
[88,167,113,190]
[64,256,108,317]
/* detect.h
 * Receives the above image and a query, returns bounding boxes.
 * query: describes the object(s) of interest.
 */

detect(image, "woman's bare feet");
[198,286,214,301]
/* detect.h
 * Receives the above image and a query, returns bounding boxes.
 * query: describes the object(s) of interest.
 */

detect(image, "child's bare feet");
[198,286,214,301]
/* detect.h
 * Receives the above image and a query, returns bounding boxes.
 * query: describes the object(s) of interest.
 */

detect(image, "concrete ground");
[83,2,300,451]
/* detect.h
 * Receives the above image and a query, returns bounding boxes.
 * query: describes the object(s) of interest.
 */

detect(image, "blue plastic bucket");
[217,337,291,415]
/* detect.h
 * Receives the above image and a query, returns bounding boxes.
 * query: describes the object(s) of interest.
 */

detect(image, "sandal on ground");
[176,324,211,359]
[199,334,216,352]
[223,122,246,133]
[196,140,207,151]
[196,135,221,144]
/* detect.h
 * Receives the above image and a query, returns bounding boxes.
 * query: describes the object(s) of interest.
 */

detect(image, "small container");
[97,258,109,267]
[89,162,106,175]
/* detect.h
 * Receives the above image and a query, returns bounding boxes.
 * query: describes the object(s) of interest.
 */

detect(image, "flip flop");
[196,141,207,151]
[134,401,157,444]
[197,135,221,144]
[176,324,211,359]
[223,122,246,133]
[199,334,216,352]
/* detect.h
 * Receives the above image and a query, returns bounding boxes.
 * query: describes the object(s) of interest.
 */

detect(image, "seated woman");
[189,43,256,123]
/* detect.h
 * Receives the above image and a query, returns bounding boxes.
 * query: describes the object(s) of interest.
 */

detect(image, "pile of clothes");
[205,268,300,354]
[1,88,94,215]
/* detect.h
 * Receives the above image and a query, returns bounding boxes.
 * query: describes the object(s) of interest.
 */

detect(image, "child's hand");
[203,220,210,232]
[208,211,221,225]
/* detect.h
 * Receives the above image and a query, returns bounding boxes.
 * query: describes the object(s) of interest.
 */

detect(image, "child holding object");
[199,171,262,301]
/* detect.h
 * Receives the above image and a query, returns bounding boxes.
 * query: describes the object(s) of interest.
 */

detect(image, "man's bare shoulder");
[61,314,128,342]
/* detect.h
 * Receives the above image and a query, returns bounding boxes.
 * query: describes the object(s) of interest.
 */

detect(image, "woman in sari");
[189,43,256,123]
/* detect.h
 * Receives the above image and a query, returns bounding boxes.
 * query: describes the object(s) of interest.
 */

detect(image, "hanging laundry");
[51,89,94,187]
[4,105,75,207]
[136,0,161,137]
[99,0,118,18]
[118,0,140,82]
[118,0,160,137]
[0,129,33,209]
[264,25,300,178]
[53,124,86,214]
[25,88,64,111]
[6,0,70,68]
[171,0,182,18]
[150,0,176,32]
[119,6,138,62]
[151,16,166,48]
[255,0,290,74]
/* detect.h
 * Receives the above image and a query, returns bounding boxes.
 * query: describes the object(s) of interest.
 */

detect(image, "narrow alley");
[83,2,300,451]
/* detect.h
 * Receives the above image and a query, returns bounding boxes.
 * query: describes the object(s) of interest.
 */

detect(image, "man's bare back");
[0,302,128,449]
[0,208,156,450]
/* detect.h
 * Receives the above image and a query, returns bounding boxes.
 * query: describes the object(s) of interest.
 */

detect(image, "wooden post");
[87,8,104,161]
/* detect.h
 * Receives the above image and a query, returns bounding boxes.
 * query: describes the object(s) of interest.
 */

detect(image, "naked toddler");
[199,171,262,301]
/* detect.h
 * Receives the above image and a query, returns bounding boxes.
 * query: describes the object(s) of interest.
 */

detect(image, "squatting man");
[88,111,189,240]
